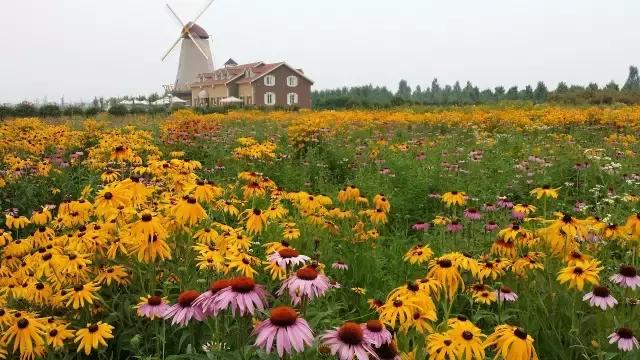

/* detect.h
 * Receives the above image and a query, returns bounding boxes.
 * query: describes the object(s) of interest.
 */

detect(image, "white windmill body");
[175,23,213,95]
[162,1,216,103]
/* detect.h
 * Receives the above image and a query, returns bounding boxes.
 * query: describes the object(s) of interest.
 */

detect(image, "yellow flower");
[426,332,458,359]
[529,185,560,199]
[557,259,602,291]
[441,191,467,207]
[404,244,434,264]
[0,314,45,357]
[245,208,268,234]
[74,322,114,355]
[484,325,539,360]
[64,282,101,309]
[427,256,464,301]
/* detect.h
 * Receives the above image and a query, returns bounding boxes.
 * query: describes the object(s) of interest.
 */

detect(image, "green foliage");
[109,104,129,116]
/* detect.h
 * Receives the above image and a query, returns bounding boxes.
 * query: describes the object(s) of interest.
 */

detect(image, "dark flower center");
[617,327,634,339]
[252,208,262,215]
[141,214,152,222]
[437,259,452,268]
[36,283,45,290]
[374,342,398,359]
[514,328,528,340]
[338,322,364,345]
[296,266,319,280]
[269,306,298,327]
[209,279,231,294]
[462,330,474,340]
[187,197,197,204]
[49,329,58,337]
[230,277,256,293]
[573,267,584,275]
[17,318,29,329]
[104,192,113,200]
[177,290,200,307]
[562,214,573,223]
[592,286,610,297]
[278,248,300,258]
[88,324,99,333]
[444,339,453,346]
[74,285,84,292]
[500,286,512,294]
[620,265,637,277]
[366,320,384,332]
[407,282,419,292]
[148,296,163,306]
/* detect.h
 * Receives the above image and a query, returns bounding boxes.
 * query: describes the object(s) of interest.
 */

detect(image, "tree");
[84,107,100,116]
[0,105,13,120]
[38,104,61,117]
[148,93,161,103]
[13,102,36,117]
[412,85,423,102]
[506,86,519,100]
[556,82,569,93]
[623,65,640,91]
[396,80,412,100]
[605,81,620,91]
[533,81,548,102]
[108,104,128,116]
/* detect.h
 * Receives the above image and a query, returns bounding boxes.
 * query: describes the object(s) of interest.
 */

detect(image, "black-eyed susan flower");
[530,185,560,199]
[428,256,464,301]
[441,191,467,207]
[245,208,268,234]
[557,259,602,291]
[64,282,101,309]
[45,323,74,349]
[426,332,458,360]
[74,322,113,355]
[484,325,538,360]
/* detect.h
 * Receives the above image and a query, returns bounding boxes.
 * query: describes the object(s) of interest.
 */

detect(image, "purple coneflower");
[162,290,206,326]
[496,196,514,209]
[484,221,498,232]
[511,210,526,220]
[428,192,441,199]
[321,322,376,360]
[192,279,231,316]
[610,265,640,290]
[268,248,310,269]
[137,295,170,319]
[496,286,518,302]
[362,320,392,347]
[252,306,314,357]
[277,266,330,305]
[574,201,587,212]
[583,286,617,310]
[463,208,482,220]
[332,261,348,270]
[214,277,269,316]
[483,203,497,212]
[446,220,463,233]
[411,221,431,231]
[608,327,639,352]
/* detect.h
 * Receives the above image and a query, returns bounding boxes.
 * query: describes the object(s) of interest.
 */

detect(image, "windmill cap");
[182,22,209,39]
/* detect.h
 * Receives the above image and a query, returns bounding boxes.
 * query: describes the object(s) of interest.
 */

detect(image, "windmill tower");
[162,0,215,102]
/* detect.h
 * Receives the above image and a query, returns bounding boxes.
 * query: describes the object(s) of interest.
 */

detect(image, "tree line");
[312,66,640,109]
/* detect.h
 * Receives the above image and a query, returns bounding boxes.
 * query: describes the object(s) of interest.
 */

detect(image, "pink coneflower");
[332,261,348,270]
[416,152,426,161]
[483,203,497,212]
[321,322,376,360]
[192,279,231,316]
[574,201,587,212]
[610,265,640,290]
[496,286,518,302]
[362,320,392,347]
[428,192,441,199]
[329,279,342,289]
[484,221,498,232]
[463,208,482,220]
[137,295,170,319]
[277,266,330,305]
[411,221,431,231]
[511,210,526,220]
[583,286,617,310]
[268,248,310,269]
[446,219,463,233]
[214,277,269,316]
[252,306,314,357]
[496,196,514,209]
[162,290,206,326]
[608,327,640,352]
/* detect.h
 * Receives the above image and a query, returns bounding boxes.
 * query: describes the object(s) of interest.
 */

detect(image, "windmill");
[162,0,215,101]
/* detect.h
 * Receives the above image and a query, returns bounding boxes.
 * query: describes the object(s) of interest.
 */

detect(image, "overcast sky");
[1,0,639,104]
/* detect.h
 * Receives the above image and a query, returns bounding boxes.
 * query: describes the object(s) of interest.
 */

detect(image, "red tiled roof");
[191,61,312,88]
[235,63,283,84]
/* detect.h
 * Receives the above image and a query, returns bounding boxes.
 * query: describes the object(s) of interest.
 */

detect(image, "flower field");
[1,105,640,360]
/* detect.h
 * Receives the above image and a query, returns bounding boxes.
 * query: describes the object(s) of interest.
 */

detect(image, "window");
[287,75,298,87]
[287,93,298,105]
[264,92,276,106]
[264,75,275,86]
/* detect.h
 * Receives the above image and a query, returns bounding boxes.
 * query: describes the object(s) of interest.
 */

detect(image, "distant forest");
[311,66,640,109]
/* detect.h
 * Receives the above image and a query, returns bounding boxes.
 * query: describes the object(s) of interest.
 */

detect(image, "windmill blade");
[161,35,183,61]
[187,31,209,60]
[192,0,215,24]
[166,3,185,26]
